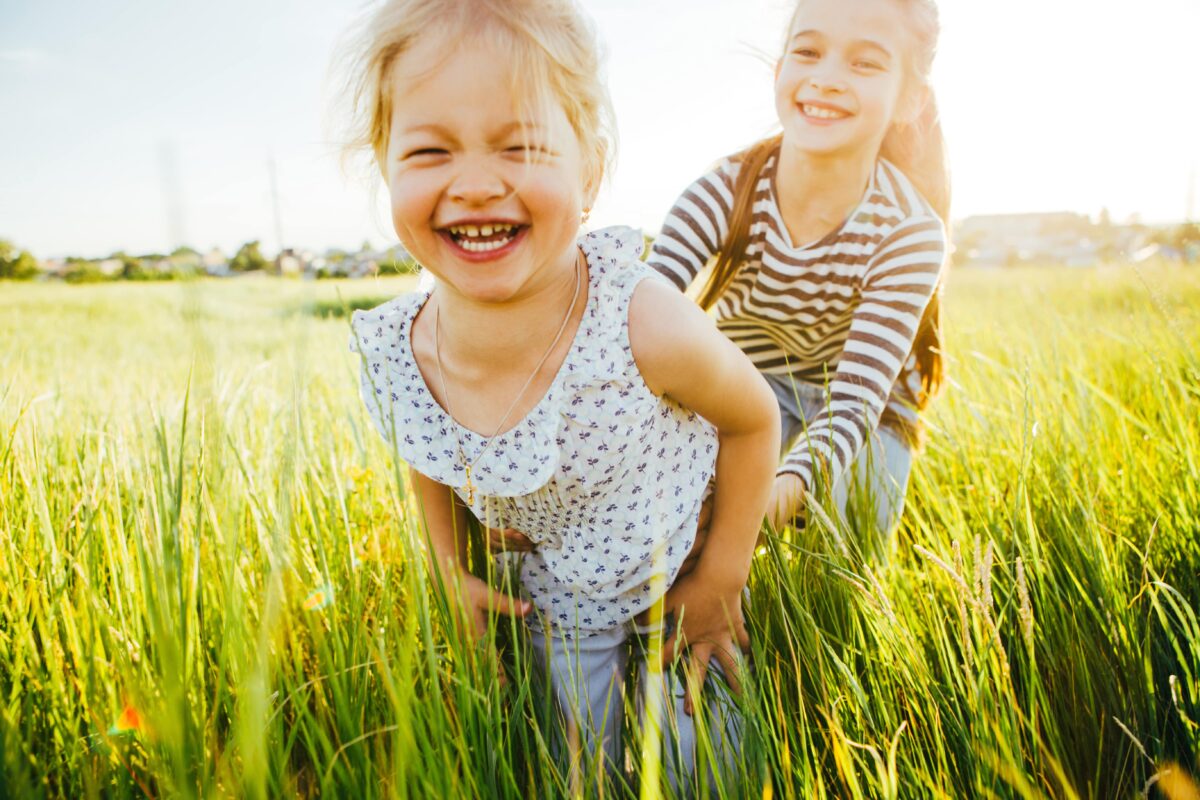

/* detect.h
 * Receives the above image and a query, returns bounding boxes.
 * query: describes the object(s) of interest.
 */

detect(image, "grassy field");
[1,263,1198,798]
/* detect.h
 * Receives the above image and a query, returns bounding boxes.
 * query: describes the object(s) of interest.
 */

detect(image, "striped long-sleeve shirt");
[647,151,947,490]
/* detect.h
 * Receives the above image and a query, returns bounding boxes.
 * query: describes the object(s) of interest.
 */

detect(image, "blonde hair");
[701,0,951,412]
[333,0,616,191]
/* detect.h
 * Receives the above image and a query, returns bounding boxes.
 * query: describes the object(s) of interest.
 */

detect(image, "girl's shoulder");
[666,139,783,214]
[676,149,756,197]
[873,158,946,228]
[346,290,427,359]
[578,225,667,299]
[703,151,761,194]
[721,138,783,186]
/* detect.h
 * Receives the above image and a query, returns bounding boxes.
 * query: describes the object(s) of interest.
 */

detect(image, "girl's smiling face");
[775,0,923,159]
[384,33,593,304]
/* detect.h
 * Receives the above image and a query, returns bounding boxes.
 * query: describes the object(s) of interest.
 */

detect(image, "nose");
[809,70,847,94]
[447,156,509,206]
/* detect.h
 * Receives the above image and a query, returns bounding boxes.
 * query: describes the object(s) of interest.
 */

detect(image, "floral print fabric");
[350,227,718,637]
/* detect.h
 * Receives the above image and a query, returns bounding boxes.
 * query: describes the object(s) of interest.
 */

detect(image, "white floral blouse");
[349,227,718,637]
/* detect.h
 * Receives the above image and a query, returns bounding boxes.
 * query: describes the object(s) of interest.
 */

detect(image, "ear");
[582,184,600,219]
[582,154,604,211]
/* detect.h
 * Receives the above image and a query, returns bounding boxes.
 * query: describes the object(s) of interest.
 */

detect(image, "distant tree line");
[1,237,420,282]
[23,222,1197,282]
[1148,221,1200,251]
[58,246,207,284]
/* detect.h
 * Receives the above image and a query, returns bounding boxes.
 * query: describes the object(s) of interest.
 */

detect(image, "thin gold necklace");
[432,252,584,504]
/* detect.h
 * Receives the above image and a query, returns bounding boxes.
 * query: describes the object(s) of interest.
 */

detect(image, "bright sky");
[1,0,1197,259]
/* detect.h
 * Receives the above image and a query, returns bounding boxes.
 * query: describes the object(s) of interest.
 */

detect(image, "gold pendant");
[464,463,475,505]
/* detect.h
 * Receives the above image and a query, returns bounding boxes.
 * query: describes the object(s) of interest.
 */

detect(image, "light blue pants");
[763,372,914,536]
[528,619,742,792]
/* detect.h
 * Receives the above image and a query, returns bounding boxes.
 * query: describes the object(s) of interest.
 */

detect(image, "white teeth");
[481,225,494,236]
[458,235,514,253]
[803,104,847,120]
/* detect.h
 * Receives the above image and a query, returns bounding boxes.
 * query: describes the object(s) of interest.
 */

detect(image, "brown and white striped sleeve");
[779,214,946,488]
[646,159,738,291]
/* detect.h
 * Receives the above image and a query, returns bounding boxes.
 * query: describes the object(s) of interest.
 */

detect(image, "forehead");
[388,31,567,135]
[788,0,912,52]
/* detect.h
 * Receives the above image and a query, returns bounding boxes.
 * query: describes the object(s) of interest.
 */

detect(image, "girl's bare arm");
[409,468,530,638]
[410,467,471,577]
[629,278,779,709]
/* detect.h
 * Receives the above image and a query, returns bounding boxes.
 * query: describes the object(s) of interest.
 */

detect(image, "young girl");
[340,0,779,781]
[647,0,950,543]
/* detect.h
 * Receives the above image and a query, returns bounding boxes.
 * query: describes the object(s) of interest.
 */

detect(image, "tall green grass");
[0,263,1197,798]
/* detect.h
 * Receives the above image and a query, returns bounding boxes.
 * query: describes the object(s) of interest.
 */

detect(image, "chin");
[784,128,866,158]
[455,274,528,304]
[784,136,847,158]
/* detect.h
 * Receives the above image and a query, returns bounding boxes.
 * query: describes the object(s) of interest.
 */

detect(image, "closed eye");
[403,147,448,159]
[504,144,555,160]
[791,47,820,59]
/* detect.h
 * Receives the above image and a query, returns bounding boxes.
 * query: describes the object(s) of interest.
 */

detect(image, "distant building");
[275,248,304,277]
[953,211,1149,268]
[203,247,229,277]
[310,244,412,279]
[40,259,69,278]
[97,258,123,277]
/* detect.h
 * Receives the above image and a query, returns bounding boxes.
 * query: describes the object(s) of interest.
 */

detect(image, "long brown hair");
[699,0,951,410]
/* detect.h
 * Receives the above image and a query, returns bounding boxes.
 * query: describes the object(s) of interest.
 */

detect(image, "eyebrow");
[493,120,546,138]
[789,30,894,59]
[397,123,452,137]
[855,40,894,58]
[396,121,545,139]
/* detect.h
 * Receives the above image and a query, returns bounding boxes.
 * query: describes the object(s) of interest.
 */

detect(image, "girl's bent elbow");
[754,374,780,428]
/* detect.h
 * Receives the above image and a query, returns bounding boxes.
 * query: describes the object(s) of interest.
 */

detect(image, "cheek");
[387,172,437,232]
[863,86,902,125]
[774,64,805,109]
[774,66,795,99]
[774,84,793,117]
[521,170,584,224]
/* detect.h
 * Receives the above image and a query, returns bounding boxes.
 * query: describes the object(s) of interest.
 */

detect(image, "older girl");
[648,0,950,543]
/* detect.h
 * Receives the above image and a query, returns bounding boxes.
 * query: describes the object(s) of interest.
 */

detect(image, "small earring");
[581,207,591,225]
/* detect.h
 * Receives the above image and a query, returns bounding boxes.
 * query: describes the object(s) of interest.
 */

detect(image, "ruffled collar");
[352,226,647,500]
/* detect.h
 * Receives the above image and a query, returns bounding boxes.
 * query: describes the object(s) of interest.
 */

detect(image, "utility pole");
[268,155,285,256]
[159,139,187,251]
[1187,163,1196,222]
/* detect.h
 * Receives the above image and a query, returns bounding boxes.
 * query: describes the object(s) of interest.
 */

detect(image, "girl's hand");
[484,526,537,553]
[640,570,750,716]
[767,473,807,531]
[408,469,530,682]
[441,569,532,684]
[453,571,532,637]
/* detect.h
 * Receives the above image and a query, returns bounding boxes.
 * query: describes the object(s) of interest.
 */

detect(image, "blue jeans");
[763,372,914,537]
[529,619,742,794]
